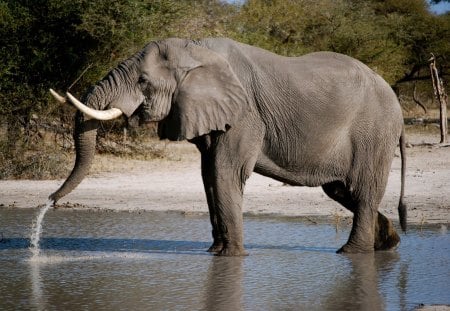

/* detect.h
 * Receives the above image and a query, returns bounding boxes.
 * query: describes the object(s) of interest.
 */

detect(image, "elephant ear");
[158,42,249,141]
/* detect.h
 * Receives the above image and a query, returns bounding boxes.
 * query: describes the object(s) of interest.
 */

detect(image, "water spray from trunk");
[29,199,54,259]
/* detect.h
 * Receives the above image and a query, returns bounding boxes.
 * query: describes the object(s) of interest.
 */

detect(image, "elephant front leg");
[204,178,247,256]
[198,140,224,253]
[213,179,248,257]
[211,148,259,256]
[197,125,263,256]
[204,183,224,253]
[205,157,247,256]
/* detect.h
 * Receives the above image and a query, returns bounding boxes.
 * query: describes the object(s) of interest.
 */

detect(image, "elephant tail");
[398,127,407,232]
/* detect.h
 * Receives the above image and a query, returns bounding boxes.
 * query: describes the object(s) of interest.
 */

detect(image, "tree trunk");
[429,55,448,144]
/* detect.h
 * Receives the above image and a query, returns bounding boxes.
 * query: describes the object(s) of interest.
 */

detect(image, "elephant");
[49,37,406,256]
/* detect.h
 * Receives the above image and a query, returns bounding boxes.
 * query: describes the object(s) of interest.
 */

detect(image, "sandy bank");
[1,131,449,226]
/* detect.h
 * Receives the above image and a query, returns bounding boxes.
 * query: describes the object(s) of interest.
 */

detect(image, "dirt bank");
[0,130,449,226]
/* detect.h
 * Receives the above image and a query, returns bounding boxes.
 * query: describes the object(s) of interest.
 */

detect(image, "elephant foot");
[374,213,400,251]
[337,242,374,254]
[207,242,223,253]
[338,213,401,254]
[215,245,248,257]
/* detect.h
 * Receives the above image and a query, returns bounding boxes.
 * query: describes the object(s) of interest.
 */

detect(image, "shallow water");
[0,208,449,310]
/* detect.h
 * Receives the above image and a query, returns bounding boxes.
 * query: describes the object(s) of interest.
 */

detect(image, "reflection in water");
[325,252,399,310]
[30,261,46,311]
[204,257,244,311]
[398,262,409,311]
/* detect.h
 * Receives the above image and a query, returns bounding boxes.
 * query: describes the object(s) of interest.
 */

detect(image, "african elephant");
[49,37,406,256]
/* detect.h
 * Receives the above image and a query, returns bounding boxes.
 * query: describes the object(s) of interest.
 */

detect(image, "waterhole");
[0,208,448,310]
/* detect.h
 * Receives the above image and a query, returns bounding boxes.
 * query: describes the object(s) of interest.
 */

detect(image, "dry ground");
[0,129,449,227]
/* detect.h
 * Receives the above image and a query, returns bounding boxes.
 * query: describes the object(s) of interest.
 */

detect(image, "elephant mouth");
[50,89,123,121]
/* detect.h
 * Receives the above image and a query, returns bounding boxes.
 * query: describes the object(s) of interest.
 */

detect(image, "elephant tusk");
[51,89,123,120]
[66,92,123,120]
[49,88,67,104]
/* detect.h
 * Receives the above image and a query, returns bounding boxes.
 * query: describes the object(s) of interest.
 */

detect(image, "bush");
[0,142,71,179]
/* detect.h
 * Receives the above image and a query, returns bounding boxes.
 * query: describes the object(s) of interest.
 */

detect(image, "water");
[29,200,53,259]
[0,208,449,310]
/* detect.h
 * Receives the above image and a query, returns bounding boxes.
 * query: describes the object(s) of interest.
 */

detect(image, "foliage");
[0,0,448,179]
[230,0,449,84]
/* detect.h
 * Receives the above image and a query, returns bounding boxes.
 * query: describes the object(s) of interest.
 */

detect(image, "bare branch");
[68,63,93,91]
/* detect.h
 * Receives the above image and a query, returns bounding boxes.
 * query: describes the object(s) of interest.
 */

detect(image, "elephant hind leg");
[322,181,355,210]
[374,212,400,251]
[322,181,400,252]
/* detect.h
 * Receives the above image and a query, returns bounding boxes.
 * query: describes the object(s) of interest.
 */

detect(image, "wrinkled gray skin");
[50,38,407,256]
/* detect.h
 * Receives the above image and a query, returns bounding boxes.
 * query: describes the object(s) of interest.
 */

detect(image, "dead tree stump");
[429,54,448,144]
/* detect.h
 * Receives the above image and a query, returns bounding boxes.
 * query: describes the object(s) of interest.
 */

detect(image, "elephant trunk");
[49,112,99,203]
[48,56,139,203]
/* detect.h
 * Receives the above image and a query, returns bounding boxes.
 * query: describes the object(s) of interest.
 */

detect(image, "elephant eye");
[138,76,149,88]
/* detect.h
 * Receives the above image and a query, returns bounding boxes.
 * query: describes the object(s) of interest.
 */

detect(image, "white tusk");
[49,88,67,103]
[66,92,123,121]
